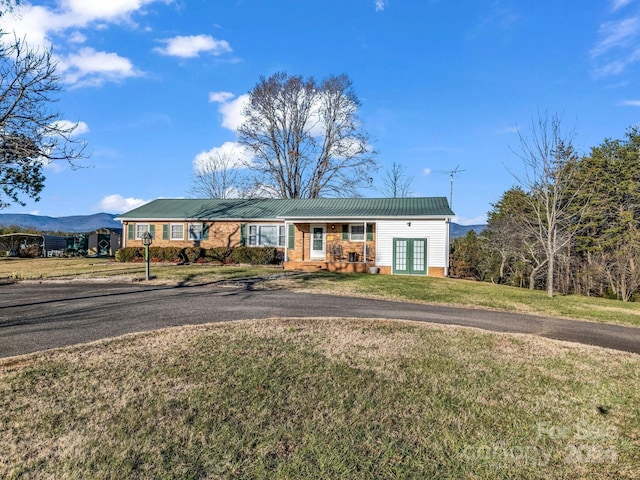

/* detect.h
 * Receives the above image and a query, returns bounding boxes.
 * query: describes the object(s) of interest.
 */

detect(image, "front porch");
[284,222,378,272]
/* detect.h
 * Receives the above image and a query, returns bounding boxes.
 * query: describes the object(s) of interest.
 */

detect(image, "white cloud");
[619,99,640,106]
[58,47,143,88]
[612,0,633,11]
[593,49,640,77]
[591,17,640,58]
[423,168,432,176]
[154,34,232,58]
[0,5,53,48]
[50,120,90,136]
[497,126,519,134]
[375,0,387,12]
[591,15,640,77]
[0,1,167,49]
[209,93,250,131]
[208,91,235,103]
[97,194,148,213]
[59,0,164,24]
[594,58,630,76]
[193,142,253,173]
[43,161,66,173]
[68,31,87,44]
[0,0,168,87]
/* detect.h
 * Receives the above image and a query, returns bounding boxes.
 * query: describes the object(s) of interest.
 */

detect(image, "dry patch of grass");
[0,318,638,479]
[0,257,143,280]
[0,257,282,285]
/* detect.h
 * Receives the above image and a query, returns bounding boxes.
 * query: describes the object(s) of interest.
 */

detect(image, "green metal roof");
[117,197,455,221]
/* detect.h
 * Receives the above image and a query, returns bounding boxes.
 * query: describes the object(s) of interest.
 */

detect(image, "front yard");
[1,318,638,479]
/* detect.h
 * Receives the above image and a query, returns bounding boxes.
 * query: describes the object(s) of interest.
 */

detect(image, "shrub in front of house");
[115,247,144,262]
[206,247,234,264]
[149,246,182,262]
[116,246,282,265]
[182,247,205,263]
[117,247,182,263]
[231,246,280,265]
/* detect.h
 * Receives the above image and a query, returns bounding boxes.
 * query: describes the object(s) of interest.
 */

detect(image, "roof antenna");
[437,165,466,208]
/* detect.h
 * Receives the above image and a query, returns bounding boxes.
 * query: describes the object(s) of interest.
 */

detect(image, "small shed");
[87,227,122,256]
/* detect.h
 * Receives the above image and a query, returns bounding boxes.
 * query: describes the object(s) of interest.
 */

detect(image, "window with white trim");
[349,224,365,241]
[135,223,150,239]
[188,223,204,240]
[170,223,184,240]
[248,224,286,247]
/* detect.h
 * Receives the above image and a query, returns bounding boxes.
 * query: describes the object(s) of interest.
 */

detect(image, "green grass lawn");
[1,318,637,479]
[1,259,638,477]
[281,272,640,327]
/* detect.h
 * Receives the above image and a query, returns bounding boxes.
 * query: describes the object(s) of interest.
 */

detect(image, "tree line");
[451,119,640,301]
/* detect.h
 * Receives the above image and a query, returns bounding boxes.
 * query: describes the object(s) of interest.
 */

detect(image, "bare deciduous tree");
[237,72,376,198]
[484,187,532,286]
[511,112,584,298]
[0,34,86,207]
[0,1,19,16]
[602,230,640,302]
[379,161,413,198]
[191,151,242,199]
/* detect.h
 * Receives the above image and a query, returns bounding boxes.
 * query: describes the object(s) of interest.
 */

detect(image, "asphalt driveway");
[1,281,639,359]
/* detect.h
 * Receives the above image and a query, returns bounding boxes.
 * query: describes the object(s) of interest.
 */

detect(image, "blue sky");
[1,0,639,225]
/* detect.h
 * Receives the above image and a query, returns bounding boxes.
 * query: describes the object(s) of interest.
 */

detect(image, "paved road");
[1,281,639,359]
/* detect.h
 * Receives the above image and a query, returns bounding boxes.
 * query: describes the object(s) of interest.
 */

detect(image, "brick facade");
[123,221,244,248]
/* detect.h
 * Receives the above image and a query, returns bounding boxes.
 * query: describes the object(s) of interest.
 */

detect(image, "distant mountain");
[0,213,481,238]
[0,213,121,233]
[450,223,485,239]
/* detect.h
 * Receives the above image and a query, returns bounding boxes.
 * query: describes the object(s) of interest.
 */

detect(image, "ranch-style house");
[118,197,455,276]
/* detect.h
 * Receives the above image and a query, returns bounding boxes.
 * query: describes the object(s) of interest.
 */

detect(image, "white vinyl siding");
[376,220,449,270]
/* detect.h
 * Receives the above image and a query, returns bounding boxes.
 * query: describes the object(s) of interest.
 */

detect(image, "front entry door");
[393,238,427,275]
[310,225,326,259]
